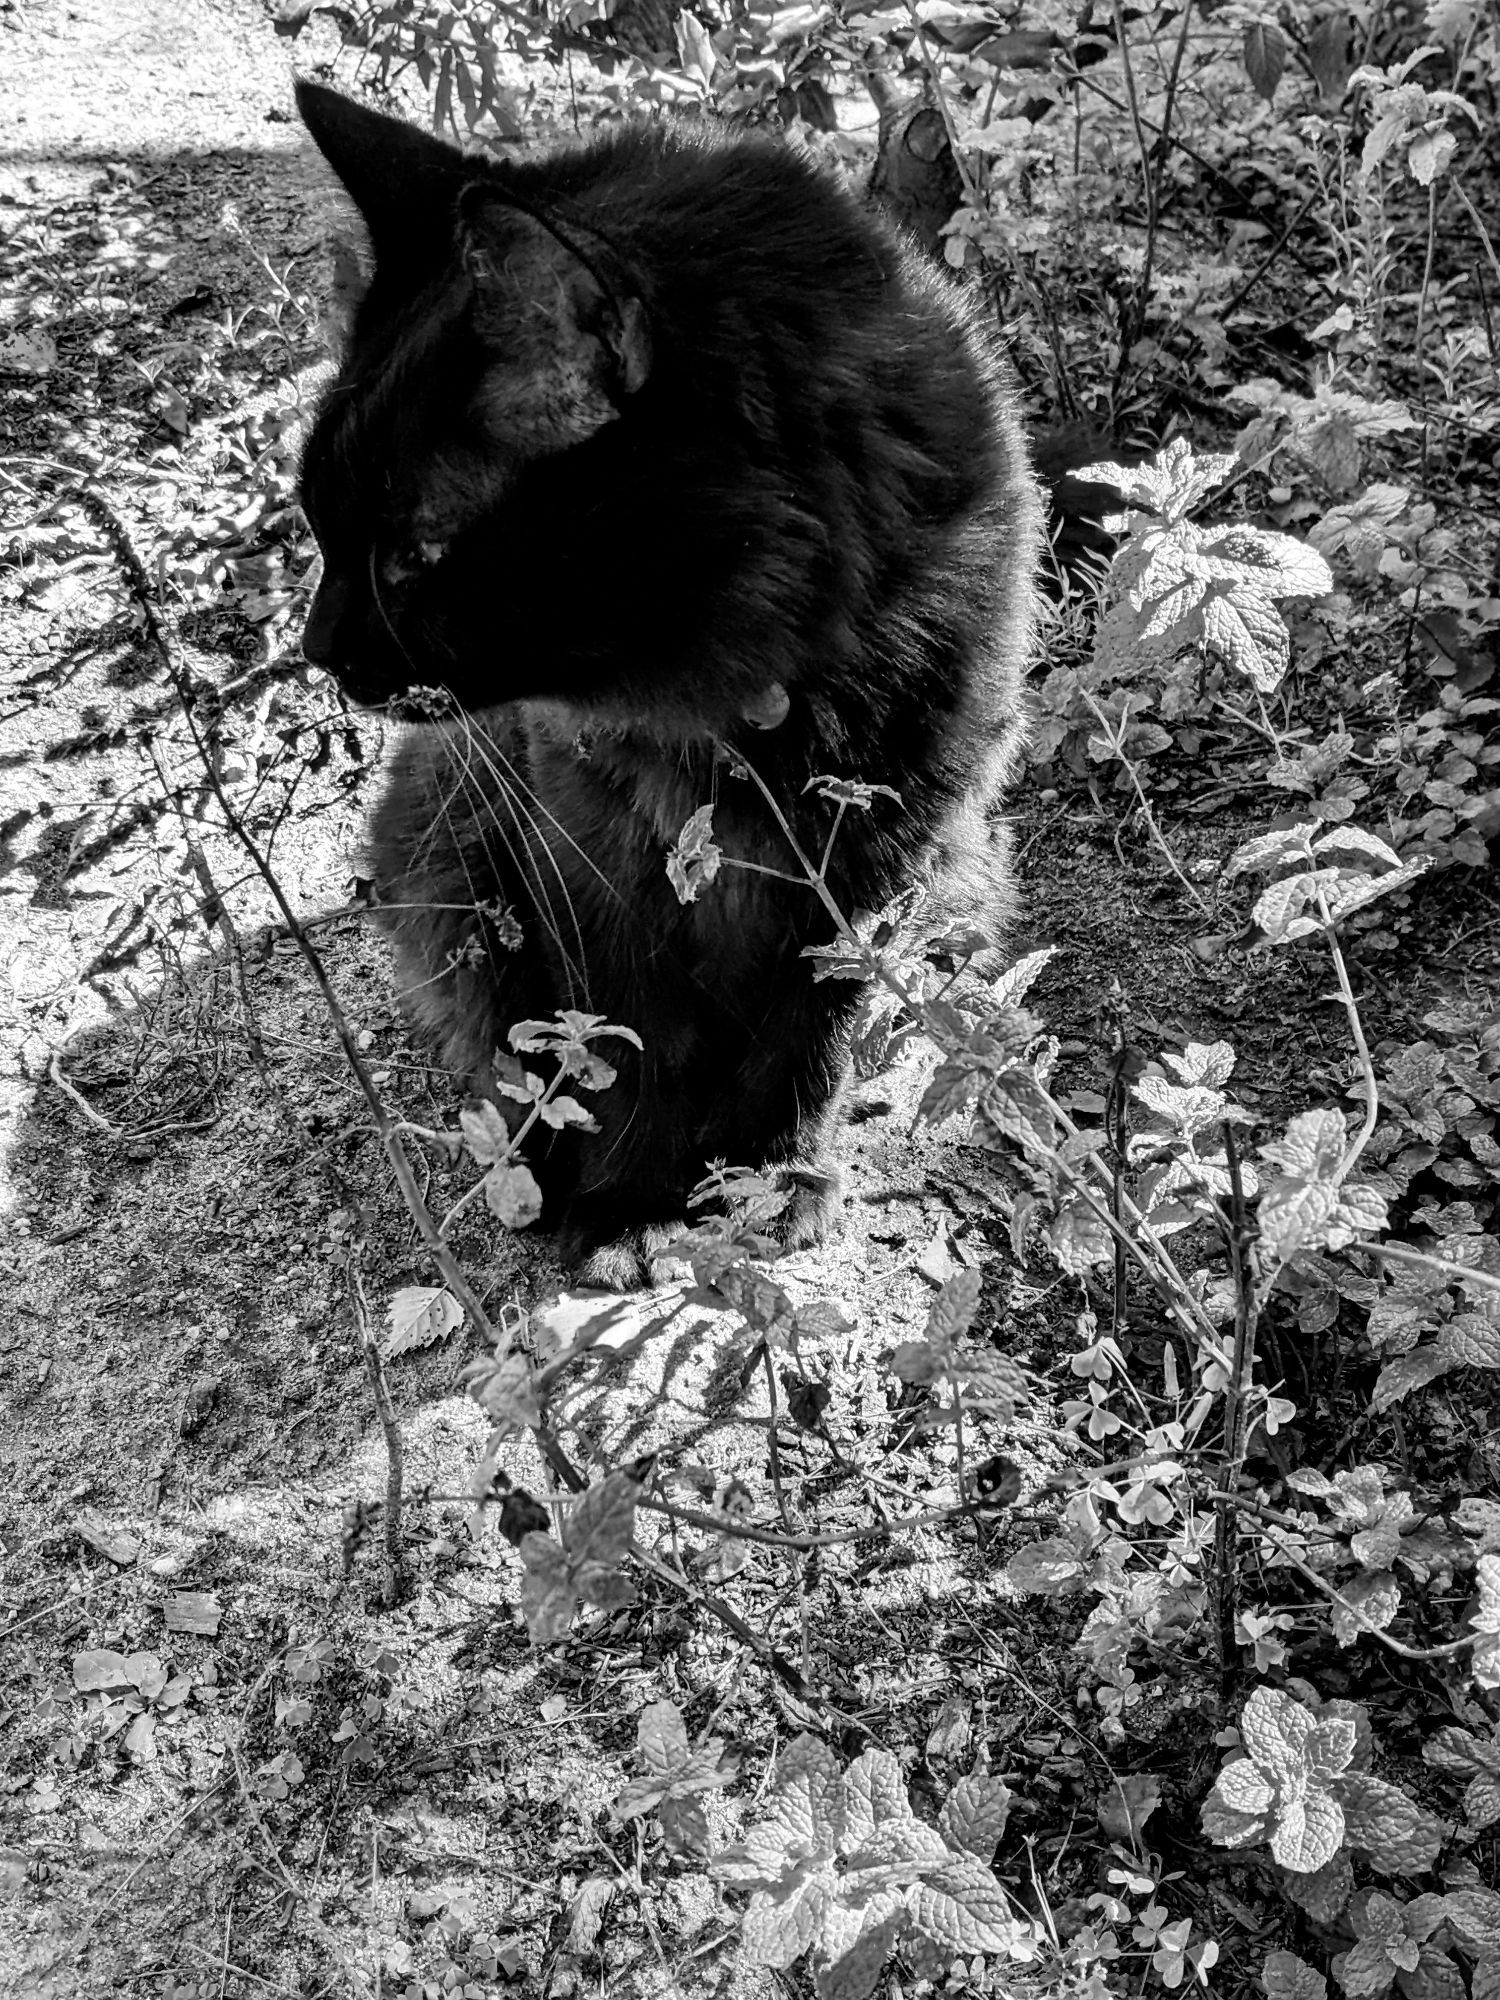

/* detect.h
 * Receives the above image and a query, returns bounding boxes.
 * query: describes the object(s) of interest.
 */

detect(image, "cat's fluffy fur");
[296,83,1042,1282]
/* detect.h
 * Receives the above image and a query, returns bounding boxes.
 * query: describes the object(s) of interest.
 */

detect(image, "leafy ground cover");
[0,0,1497,1996]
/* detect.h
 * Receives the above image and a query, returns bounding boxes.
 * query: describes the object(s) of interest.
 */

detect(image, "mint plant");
[711,1735,1025,1995]
[1422,1722,1500,1831]
[611,1699,738,1860]
[1201,1686,1446,1877]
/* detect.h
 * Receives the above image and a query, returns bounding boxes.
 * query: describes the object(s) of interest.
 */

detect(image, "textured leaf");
[564,1471,640,1570]
[976,1071,1057,1152]
[1401,1946,1466,2000]
[469,1351,540,1428]
[1443,1888,1500,1954]
[1244,18,1288,97]
[485,1161,543,1228]
[1332,1571,1401,1646]
[741,1873,833,1968]
[123,1710,156,1761]
[919,1060,985,1128]
[1320,858,1430,925]
[1423,1725,1499,1778]
[673,1742,736,1794]
[1341,1939,1399,1997]
[1199,522,1332,598]
[459,1099,513,1165]
[73,1650,133,1692]
[659,1791,710,1859]
[1261,1108,1348,1178]
[1111,437,1240,518]
[1272,1790,1346,1872]
[1241,1686,1316,1775]
[1097,1772,1162,1844]
[1312,1704,1368,1784]
[816,1914,903,2000]
[713,1264,798,1343]
[536,1092,596,1131]
[925,1268,982,1347]
[1434,1315,1500,1370]
[1457,1498,1500,1555]
[1004,1538,1087,1595]
[845,1819,948,1873]
[906,1852,1017,1952]
[613,1772,670,1822]
[1283,1851,1355,1923]
[1404,1893,1452,1944]
[519,1533,580,1642]
[1048,1200,1115,1273]
[1162,1039,1237,1087]
[1288,1848,1360,1928]
[1201,579,1294,690]
[1350,1887,1408,1943]
[636,1699,690,1779]
[1313,825,1403,870]
[841,1750,913,1847]
[1202,1779,1271,1849]
[955,1349,1028,1415]
[1133,1073,1229,1133]
[1251,867,1340,942]
[990,947,1057,1008]
[940,1773,1013,1861]
[1217,1759,1277,1815]
[794,1299,856,1340]
[1372,1345,1454,1410]
[1264,1949,1328,2000]
[1259,1176,1344,1261]
[1227,824,1319,878]
[1336,1773,1447,1873]
[385,1285,464,1356]
[778,1734,844,1841]
[125,1653,167,1700]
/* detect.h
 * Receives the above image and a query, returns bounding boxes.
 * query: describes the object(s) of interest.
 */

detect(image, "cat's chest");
[522,711,796,952]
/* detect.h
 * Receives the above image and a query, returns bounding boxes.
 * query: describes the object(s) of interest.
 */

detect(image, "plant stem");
[1076,687,1213,913]
[1313,885,1380,1184]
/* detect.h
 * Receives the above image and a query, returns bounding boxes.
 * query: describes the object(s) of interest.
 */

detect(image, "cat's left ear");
[460,186,652,403]
[297,80,468,271]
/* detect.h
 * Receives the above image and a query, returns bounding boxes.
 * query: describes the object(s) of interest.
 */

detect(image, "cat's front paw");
[564,1219,692,1291]
[769,1164,842,1250]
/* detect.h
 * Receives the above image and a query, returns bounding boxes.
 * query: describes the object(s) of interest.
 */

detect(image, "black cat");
[295,81,1042,1284]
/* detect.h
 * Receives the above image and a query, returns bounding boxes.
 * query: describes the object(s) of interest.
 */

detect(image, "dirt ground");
[3,2,1492,1996]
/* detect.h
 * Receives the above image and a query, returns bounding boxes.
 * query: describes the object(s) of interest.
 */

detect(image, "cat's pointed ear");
[459,187,652,402]
[296,80,467,265]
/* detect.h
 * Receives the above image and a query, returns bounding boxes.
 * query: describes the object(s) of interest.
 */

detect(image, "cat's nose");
[302,569,351,669]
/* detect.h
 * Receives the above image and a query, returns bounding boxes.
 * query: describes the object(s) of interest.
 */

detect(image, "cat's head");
[295,82,652,709]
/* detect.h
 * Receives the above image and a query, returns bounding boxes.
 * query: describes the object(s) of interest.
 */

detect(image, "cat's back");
[504,119,892,287]
[498,118,999,411]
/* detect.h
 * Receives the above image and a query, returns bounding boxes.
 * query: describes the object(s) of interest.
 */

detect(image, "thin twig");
[1353,1239,1500,1299]
[1212,1120,1256,1702]
[1209,1492,1481,1663]
[345,1259,410,1607]
[1076,686,1213,913]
